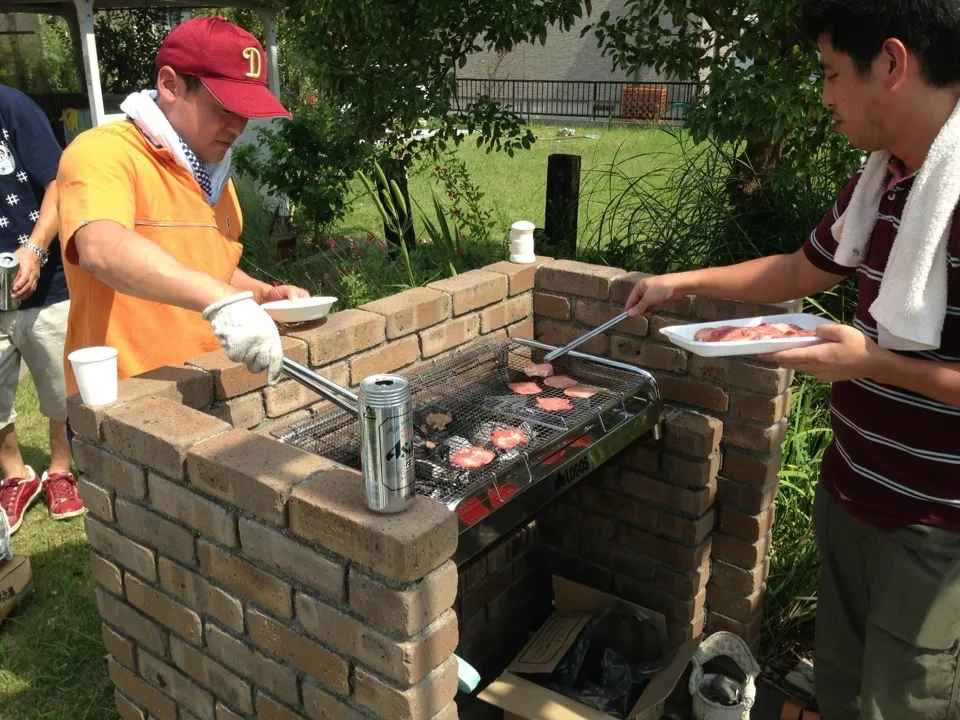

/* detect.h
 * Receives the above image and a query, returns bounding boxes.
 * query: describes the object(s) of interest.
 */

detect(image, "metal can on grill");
[358,374,415,514]
[0,253,19,312]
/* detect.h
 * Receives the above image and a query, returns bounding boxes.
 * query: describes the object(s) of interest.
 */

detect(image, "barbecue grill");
[273,337,663,565]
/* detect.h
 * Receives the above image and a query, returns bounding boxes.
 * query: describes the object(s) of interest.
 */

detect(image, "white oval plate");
[659,313,834,357]
[262,296,338,324]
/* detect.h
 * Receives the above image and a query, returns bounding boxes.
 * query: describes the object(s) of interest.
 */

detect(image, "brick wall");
[72,258,793,720]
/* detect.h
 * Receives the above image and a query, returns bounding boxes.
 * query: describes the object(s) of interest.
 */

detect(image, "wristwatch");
[18,239,49,267]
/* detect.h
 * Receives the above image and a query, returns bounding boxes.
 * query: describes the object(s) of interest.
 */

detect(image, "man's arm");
[229,267,310,304]
[74,220,237,311]
[875,355,960,408]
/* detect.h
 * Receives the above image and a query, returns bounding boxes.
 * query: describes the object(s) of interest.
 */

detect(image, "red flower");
[326,239,336,248]
[456,248,464,255]
[379,243,387,250]
[309,95,318,104]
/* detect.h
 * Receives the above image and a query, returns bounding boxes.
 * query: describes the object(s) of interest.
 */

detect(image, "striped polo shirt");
[803,160,960,531]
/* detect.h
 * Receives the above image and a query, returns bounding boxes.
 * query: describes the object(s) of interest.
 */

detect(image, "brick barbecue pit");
[71,259,795,720]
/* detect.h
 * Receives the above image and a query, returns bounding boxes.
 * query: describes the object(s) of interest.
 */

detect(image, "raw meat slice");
[450,446,496,469]
[544,375,578,389]
[524,362,554,378]
[536,397,573,412]
[456,498,491,524]
[564,386,599,399]
[694,322,817,342]
[508,382,542,395]
[492,428,528,450]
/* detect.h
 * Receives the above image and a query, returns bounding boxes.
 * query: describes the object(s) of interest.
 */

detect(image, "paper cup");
[68,346,119,406]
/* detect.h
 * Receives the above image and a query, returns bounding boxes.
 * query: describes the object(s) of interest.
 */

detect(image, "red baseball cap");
[156,17,291,119]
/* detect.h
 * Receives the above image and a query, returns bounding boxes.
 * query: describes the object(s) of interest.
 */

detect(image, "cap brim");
[200,77,292,119]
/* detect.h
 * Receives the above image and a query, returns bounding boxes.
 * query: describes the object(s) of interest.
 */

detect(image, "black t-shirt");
[0,85,68,309]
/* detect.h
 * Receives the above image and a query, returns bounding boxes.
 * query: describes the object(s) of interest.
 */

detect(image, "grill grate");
[275,339,651,505]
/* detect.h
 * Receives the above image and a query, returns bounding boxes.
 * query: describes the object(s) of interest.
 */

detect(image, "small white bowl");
[262,296,338,323]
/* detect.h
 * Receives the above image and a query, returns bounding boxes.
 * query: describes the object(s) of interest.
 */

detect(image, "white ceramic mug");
[509,220,536,264]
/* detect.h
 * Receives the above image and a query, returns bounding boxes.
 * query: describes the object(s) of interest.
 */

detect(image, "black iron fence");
[454,78,698,124]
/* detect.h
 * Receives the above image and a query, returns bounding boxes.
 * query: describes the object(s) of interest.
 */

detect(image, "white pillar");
[258,9,281,98]
[72,0,106,127]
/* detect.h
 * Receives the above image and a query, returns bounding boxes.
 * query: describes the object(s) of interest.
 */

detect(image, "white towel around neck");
[830,96,960,352]
[119,90,232,206]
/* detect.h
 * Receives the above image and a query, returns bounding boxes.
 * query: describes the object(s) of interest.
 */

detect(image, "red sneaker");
[42,471,86,521]
[0,466,41,534]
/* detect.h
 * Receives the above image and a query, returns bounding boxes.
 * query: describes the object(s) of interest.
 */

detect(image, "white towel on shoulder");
[830,98,960,352]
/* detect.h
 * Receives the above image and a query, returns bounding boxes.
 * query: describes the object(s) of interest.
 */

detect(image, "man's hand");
[625,274,685,316]
[759,323,889,383]
[202,291,284,384]
[12,248,40,301]
[261,284,310,304]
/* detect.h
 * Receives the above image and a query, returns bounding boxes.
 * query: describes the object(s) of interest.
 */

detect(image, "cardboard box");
[479,576,700,720]
[0,555,34,625]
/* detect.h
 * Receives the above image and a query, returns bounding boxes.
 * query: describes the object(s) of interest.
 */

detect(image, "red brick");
[432,702,459,720]
[639,343,688,372]
[621,472,715,516]
[728,361,794,395]
[115,498,197,566]
[428,270,508,316]
[617,525,711,572]
[264,363,350,417]
[205,624,299,706]
[159,558,244,633]
[648,314,692,338]
[537,260,625,301]
[78,477,114,521]
[103,623,137,668]
[256,693,305,720]
[614,577,704,623]
[296,593,458,684]
[85,516,157,581]
[482,257,553,295]
[508,318,534,340]
[208,393,264,430]
[580,486,656,529]
[723,418,789,454]
[667,613,706,645]
[186,338,306,400]
[580,509,616,540]
[731,390,791,424]
[171,637,253,714]
[713,531,772,569]
[289,468,457,583]
[248,609,350,694]
[238,518,344,602]
[720,505,776,541]
[361,287,451,338]
[354,655,458,720]
[125,573,202,644]
[349,561,457,636]
[73,439,147,498]
[148,472,237,547]
[663,410,723,458]
[576,300,648,336]
[139,649,215,719]
[722,448,782,486]
[114,691,146,720]
[653,374,729,412]
[479,294,533,333]
[90,551,123,596]
[658,509,716,546]
[96,587,168,654]
[691,297,761,322]
[626,444,660,473]
[707,609,763,649]
[283,309,386,368]
[197,540,292,619]
[351,336,420,381]
[655,561,710,598]
[533,292,571,320]
[609,273,693,316]
[103,396,231,480]
[420,315,481,358]
[302,682,367,720]
[109,658,176,720]
[707,583,766,623]
[187,429,335,528]
[718,477,779,514]
[536,319,608,355]
[712,558,769,595]
[689,356,728,384]
[663,452,720,488]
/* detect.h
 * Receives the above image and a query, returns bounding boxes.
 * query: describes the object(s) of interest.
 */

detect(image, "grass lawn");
[336,123,683,243]
[0,377,115,720]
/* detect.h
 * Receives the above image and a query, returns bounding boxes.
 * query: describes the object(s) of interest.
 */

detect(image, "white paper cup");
[68,346,119,406]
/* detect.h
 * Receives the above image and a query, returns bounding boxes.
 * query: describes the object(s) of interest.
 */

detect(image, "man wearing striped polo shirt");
[625,1,960,716]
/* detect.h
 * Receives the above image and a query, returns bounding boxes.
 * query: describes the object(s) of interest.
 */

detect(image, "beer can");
[358,374,416,514]
[0,253,19,312]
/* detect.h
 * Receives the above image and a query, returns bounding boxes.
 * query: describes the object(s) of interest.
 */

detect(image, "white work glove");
[202,291,283,385]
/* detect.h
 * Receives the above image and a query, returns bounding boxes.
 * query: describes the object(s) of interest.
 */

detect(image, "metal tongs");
[543,310,631,362]
[281,357,359,417]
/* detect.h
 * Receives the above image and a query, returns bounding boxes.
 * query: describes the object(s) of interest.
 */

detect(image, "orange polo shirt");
[57,119,244,394]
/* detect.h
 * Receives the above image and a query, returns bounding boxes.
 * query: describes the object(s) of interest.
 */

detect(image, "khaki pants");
[813,484,960,719]
[0,300,70,426]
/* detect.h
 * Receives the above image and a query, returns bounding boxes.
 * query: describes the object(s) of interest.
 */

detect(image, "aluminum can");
[0,253,19,312]
[358,374,415,513]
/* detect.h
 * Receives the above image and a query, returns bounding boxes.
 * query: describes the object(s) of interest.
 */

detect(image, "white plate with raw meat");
[659,313,835,357]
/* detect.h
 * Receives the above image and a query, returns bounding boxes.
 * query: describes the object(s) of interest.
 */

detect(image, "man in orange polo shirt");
[57,17,306,400]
